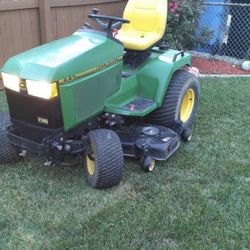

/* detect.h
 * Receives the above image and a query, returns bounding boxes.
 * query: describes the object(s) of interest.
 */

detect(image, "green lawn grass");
[0,78,249,249]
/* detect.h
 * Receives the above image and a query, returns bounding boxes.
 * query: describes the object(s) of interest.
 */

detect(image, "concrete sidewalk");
[200,74,250,78]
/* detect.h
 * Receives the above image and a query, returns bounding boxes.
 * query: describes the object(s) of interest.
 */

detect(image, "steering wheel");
[88,8,130,35]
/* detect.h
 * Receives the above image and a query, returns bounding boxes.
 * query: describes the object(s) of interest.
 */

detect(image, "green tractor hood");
[1,30,124,130]
[1,30,123,83]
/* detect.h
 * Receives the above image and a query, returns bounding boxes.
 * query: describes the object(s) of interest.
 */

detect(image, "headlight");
[2,72,20,92]
[26,80,58,99]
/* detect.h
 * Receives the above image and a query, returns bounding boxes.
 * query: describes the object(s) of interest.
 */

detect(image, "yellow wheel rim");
[180,88,195,123]
[86,146,96,176]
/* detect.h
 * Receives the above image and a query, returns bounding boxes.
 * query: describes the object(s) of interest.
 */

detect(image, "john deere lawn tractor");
[0,0,200,189]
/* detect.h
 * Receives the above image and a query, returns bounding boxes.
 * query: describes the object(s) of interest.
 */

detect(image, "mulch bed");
[192,56,250,75]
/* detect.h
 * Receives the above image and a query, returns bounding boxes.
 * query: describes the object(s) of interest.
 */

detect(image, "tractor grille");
[5,89,63,130]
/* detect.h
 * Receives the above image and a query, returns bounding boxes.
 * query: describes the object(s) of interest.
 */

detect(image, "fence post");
[39,0,53,44]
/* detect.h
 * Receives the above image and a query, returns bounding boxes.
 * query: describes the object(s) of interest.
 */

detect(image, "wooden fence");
[0,0,127,89]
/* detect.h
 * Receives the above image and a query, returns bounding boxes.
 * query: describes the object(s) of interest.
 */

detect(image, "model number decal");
[57,56,123,85]
[38,117,49,125]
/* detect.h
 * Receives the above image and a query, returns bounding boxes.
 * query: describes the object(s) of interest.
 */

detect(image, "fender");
[104,49,192,117]
[137,49,192,107]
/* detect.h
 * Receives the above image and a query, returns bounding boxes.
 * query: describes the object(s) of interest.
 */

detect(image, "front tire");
[0,112,20,164]
[148,70,200,131]
[84,129,124,189]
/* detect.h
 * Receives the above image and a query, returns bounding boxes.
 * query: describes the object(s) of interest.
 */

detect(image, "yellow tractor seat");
[116,0,168,51]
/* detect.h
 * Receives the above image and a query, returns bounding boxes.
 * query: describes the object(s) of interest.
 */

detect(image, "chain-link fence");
[194,2,250,60]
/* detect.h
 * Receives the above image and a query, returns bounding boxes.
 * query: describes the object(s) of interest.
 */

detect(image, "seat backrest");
[122,0,168,35]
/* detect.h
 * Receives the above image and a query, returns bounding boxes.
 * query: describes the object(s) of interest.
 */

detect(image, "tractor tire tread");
[86,129,124,189]
[147,70,200,130]
[0,112,20,164]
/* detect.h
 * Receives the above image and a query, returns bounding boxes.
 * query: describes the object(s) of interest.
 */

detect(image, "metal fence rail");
[194,2,250,60]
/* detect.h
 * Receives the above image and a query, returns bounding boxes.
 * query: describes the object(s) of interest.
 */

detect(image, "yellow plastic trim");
[180,88,195,123]
[117,0,168,51]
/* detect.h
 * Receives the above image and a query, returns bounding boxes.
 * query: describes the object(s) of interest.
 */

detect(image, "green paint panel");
[1,28,191,130]
[60,62,122,130]
[105,75,138,106]
[1,31,123,83]
[104,49,191,116]
[1,30,124,131]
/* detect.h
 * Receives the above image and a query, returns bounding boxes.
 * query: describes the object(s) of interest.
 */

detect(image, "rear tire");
[0,112,20,164]
[84,129,124,189]
[148,70,200,131]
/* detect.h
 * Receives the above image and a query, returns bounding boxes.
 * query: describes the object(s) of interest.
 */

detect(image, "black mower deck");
[7,121,180,164]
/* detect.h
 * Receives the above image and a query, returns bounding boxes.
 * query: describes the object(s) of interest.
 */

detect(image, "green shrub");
[165,0,213,50]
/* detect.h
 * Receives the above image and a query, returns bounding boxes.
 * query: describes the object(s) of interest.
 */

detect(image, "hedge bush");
[164,0,213,50]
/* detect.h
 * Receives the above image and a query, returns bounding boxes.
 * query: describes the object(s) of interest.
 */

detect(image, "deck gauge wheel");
[141,156,156,172]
